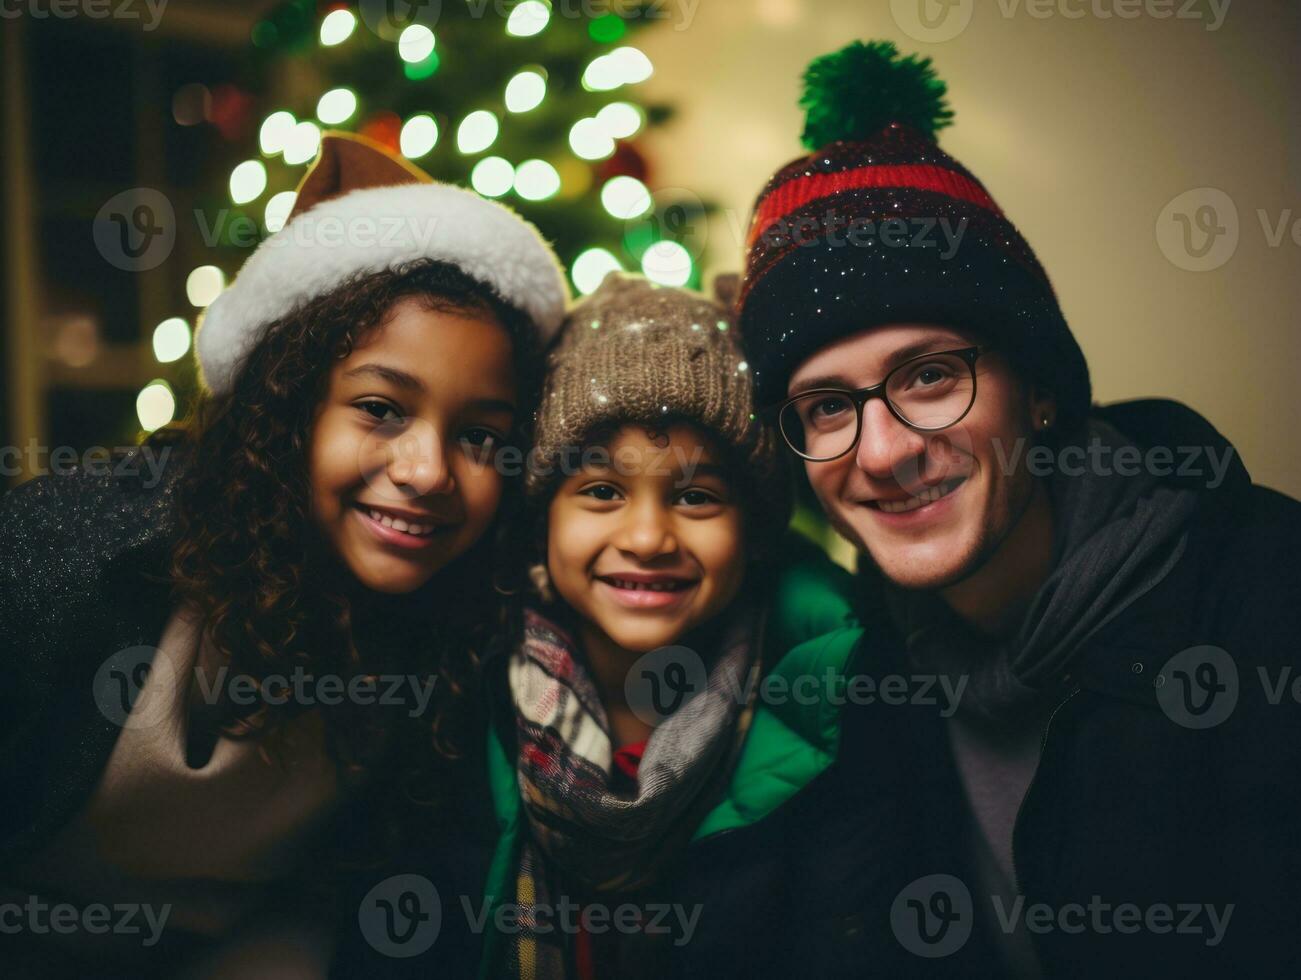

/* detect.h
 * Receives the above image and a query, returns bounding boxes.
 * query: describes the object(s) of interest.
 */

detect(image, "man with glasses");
[731,40,1301,978]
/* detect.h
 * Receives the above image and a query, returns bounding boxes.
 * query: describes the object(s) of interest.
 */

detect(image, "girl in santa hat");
[0,132,568,976]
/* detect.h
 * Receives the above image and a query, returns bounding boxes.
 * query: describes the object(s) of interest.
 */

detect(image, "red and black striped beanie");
[739,41,1090,434]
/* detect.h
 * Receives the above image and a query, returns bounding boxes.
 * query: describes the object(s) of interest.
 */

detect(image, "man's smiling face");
[790,323,1052,590]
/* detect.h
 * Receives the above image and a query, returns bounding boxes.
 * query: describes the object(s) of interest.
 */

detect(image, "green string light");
[403,51,441,81]
[589,14,626,43]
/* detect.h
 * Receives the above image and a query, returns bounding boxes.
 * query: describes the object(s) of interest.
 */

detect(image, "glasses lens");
[780,390,860,460]
[886,352,975,430]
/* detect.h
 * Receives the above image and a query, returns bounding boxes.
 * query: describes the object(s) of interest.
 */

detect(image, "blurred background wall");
[637,0,1300,496]
[2,0,1298,496]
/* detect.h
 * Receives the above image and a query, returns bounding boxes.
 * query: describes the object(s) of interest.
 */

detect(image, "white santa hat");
[195,131,569,395]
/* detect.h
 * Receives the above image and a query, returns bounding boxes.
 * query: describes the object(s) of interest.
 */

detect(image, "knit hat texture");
[528,274,786,523]
[738,41,1091,435]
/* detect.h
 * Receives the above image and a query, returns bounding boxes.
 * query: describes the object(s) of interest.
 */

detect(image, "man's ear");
[1028,385,1058,434]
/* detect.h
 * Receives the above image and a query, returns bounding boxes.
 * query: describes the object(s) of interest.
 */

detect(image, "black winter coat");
[672,399,1301,978]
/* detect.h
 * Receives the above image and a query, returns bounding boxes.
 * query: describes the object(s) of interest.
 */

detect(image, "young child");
[479,274,863,979]
[0,132,567,976]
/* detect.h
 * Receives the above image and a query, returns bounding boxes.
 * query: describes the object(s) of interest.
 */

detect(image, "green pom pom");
[799,40,954,149]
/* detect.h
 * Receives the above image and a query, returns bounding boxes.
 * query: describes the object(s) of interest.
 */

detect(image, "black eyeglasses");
[773,347,988,462]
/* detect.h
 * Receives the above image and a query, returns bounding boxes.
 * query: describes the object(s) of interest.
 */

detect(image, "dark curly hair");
[160,258,538,841]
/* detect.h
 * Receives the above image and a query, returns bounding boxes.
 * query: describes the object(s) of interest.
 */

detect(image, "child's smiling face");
[546,423,748,654]
[308,296,517,594]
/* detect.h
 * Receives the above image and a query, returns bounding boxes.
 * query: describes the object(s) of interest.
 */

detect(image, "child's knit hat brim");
[528,274,786,524]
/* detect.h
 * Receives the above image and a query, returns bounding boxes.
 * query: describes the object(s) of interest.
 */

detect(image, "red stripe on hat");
[747,163,1003,249]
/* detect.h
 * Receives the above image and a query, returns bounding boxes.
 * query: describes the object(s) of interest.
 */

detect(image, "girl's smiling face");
[546,424,747,654]
[308,296,517,594]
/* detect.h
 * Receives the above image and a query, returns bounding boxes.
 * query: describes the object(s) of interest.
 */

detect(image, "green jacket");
[479,534,865,976]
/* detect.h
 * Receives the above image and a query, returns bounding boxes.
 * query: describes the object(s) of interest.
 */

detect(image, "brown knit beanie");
[528,273,789,534]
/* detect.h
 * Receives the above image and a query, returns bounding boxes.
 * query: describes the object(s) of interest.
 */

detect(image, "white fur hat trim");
[196,181,568,394]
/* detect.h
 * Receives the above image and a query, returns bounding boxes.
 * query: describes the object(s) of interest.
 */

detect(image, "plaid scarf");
[504,603,760,979]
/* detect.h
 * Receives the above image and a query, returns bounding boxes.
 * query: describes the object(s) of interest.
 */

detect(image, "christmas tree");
[139,0,699,432]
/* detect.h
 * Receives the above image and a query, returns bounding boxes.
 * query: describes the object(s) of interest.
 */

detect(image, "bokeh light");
[400,114,439,158]
[471,156,515,198]
[151,317,191,363]
[572,247,624,295]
